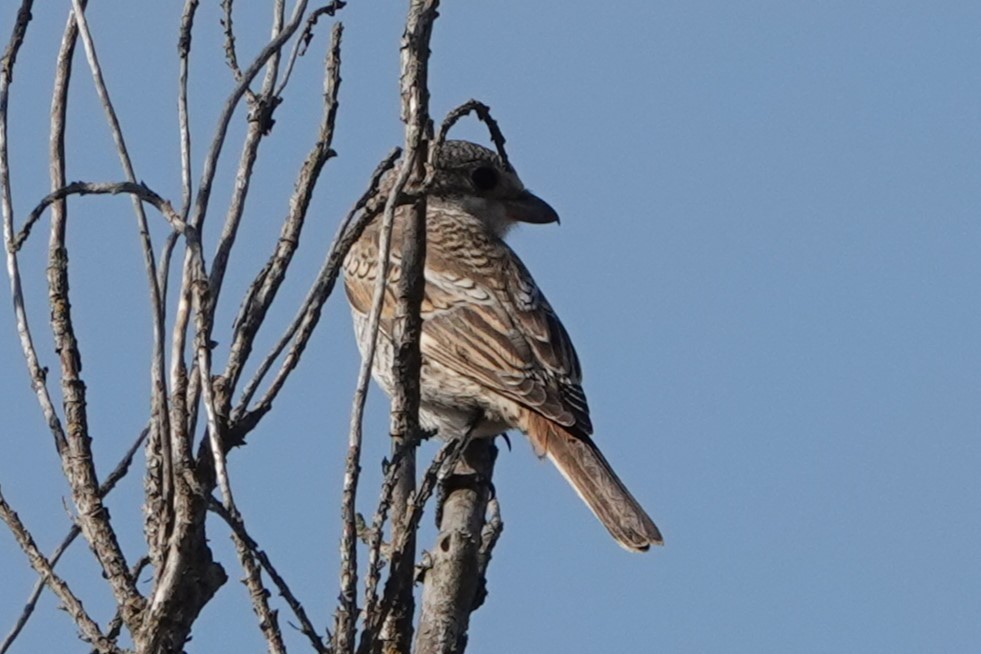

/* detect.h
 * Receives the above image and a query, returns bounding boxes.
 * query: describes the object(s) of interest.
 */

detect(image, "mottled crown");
[427,140,523,199]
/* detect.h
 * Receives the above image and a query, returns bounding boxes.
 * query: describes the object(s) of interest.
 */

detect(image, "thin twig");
[357,437,468,654]
[219,0,245,82]
[232,149,400,427]
[190,266,235,511]
[1,0,70,462]
[13,181,185,250]
[0,488,119,654]
[177,0,198,218]
[436,100,512,172]
[215,500,286,654]
[0,429,146,654]
[0,2,33,84]
[334,140,422,654]
[209,499,329,654]
[275,0,347,96]
[220,21,343,405]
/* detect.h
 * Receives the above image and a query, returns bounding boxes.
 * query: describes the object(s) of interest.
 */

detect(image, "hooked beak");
[506,190,561,225]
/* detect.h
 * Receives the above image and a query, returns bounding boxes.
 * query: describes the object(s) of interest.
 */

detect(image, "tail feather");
[524,413,663,552]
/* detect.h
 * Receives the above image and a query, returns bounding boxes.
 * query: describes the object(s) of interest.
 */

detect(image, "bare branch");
[1,0,71,460]
[188,0,310,233]
[232,148,400,428]
[190,267,236,511]
[221,21,343,404]
[177,0,199,217]
[220,0,246,83]
[436,100,512,172]
[214,500,287,654]
[357,436,469,654]
[375,0,442,650]
[275,0,347,97]
[13,181,185,250]
[1,429,146,654]
[210,500,329,654]
[414,440,498,654]
[0,1,33,83]
[0,488,120,654]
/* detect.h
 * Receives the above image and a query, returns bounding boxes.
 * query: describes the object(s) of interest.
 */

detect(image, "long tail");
[524,413,663,552]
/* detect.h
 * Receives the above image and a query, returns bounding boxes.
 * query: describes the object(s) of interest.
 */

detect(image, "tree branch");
[0,429,146,654]
[210,499,329,654]
[0,488,121,654]
[414,440,498,654]
[375,0,441,650]
[221,20,343,405]
[231,148,399,429]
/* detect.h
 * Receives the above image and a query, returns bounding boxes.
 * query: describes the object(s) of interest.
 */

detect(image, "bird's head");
[428,140,559,237]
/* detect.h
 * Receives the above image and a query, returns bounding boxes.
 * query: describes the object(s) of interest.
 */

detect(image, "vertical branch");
[413,440,497,654]
[183,0,286,447]
[206,0,286,324]
[1,3,71,458]
[41,1,147,630]
[67,3,176,623]
[220,19,342,401]
[377,1,440,652]
[177,0,198,218]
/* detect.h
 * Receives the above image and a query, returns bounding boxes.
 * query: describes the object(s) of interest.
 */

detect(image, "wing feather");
[344,210,593,437]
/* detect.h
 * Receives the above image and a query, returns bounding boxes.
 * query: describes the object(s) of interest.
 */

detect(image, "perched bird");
[343,140,662,551]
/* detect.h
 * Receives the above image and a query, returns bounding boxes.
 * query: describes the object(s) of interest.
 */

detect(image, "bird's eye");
[470,165,498,191]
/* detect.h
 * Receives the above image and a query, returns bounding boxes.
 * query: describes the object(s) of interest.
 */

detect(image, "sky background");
[2,1,980,652]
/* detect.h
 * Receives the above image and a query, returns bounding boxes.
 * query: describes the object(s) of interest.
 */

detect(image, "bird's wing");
[343,225,398,329]
[344,217,592,441]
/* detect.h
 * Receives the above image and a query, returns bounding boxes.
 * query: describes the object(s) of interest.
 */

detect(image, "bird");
[343,140,662,551]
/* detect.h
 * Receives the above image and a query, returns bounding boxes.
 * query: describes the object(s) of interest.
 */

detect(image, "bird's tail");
[524,413,663,552]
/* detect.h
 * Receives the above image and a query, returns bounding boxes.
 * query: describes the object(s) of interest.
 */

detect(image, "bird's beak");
[506,190,561,225]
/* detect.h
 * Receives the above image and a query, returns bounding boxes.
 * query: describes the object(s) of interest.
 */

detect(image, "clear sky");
[2,2,980,652]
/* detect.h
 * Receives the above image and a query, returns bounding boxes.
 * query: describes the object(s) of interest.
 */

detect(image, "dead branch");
[414,440,498,654]
[0,488,120,654]
[0,430,146,654]
[1,2,510,652]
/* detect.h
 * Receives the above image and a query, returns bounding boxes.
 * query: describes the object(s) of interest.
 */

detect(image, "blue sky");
[2,2,980,652]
